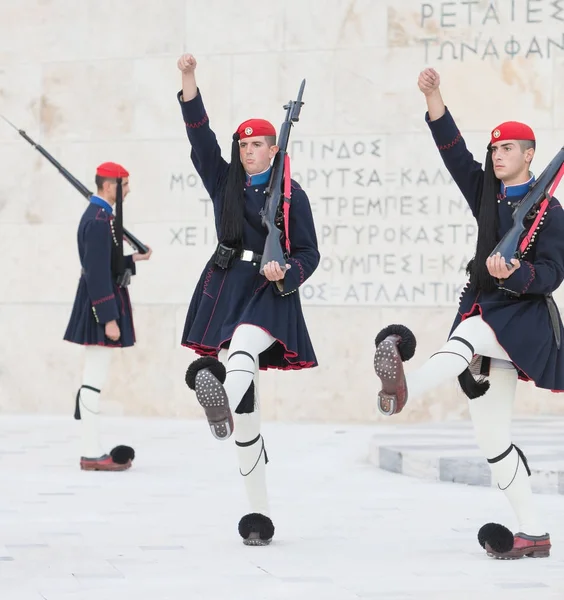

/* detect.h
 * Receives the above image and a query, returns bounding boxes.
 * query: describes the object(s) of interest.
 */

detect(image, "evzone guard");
[64,162,152,471]
[373,68,564,559]
[176,54,320,545]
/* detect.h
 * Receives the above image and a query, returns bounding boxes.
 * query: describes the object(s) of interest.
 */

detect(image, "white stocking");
[222,325,274,517]
[223,325,274,410]
[469,360,544,536]
[406,315,511,400]
[78,346,112,459]
[234,375,269,516]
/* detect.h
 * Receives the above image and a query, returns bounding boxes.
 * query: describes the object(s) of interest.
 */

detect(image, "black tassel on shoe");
[110,445,135,464]
[185,356,227,390]
[477,523,514,552]
[374,324,417,361]
[238,513,275,545]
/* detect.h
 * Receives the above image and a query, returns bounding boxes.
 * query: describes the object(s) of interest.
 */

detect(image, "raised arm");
[418,68,484,219]
[177,54,228,201]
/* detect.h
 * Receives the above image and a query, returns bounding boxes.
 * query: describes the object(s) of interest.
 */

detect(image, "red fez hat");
[236,118,276,140]
[96,162,129,178]
[490,121,535,145]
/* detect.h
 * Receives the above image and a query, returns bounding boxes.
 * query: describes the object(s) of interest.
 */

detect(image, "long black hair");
[217,132,246,251]
[466,144,501,293]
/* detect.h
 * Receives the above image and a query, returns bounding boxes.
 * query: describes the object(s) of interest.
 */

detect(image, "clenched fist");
[177,53,197,74]
[133,245,153,262]
[105,320,120,341]
[418,68,440,96]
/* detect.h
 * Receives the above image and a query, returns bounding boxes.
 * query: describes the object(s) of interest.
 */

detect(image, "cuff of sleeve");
[272,283,298,297]
[272,261,304,296]
[91,296,120,325]
[177,89,209,128]
[496,261,535,295]
[425,107,462,150]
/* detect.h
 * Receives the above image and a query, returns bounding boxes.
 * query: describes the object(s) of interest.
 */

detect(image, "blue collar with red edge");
[90,195,113,214]
[245,167,272,186]
[501,175,535,198]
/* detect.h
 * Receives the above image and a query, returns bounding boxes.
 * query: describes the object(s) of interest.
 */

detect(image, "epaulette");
[94,208,111,222]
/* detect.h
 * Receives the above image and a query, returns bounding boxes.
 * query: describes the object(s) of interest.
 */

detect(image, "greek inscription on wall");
[417,0,564,61]
[169,134,477,307]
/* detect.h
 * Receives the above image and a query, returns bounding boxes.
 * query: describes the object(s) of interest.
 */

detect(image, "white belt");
[240,249,261,263]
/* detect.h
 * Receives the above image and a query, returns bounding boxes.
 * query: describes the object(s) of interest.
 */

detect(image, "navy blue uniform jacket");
[64,198,136,347]
[428,108,564,391]
[178,90,320,370]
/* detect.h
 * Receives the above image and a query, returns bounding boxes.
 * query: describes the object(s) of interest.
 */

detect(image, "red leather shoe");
[80,454,132,472]
[486,533,551,559]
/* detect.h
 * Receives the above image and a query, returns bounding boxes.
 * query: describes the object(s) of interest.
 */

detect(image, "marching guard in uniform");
[64,162,152,471]
[177,54,320,546]
[373,69,564,559]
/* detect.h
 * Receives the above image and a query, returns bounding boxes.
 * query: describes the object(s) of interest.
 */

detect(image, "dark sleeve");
[124,255,137,276]
[177,89,229,202]
[83,219,120,324]
[273,184,320,296]
[426,107,484,219]
[497,200,564,296]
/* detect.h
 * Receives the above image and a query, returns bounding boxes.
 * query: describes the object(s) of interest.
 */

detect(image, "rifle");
[1,115,149,254]
[259,79,306,275]
[491,146,564,266]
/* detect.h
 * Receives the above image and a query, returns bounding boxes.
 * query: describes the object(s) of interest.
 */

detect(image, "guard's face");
[491,140,534,185]
[239,136,278,175]
[104,178,131,203]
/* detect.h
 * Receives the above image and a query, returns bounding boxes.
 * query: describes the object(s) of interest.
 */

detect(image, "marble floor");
[0,415,562,600]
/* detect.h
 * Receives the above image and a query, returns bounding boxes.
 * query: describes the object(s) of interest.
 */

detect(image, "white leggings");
[221,324,275,413]
[407,316,511,399]
[78,346,112,458]
[469,362,543,535]
[220,324,275,517]
[405,315,543,535]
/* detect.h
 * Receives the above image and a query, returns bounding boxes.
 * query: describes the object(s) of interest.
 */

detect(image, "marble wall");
[1,0,563,423]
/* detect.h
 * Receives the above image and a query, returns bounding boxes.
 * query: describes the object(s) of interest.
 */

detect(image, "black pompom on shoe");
[186,356,232,440]
[477,522,514,553]
[110,445,135,465]
[238,513,275,546]
[185,356,226,390]
[374,324,416,361]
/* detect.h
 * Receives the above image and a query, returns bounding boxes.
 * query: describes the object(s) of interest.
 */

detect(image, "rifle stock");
[259,80,306,275]
[491,147,564,266]
[262,220,286,269]
[1,115,149,254]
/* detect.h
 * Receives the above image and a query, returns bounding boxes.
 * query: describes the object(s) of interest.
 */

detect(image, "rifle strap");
[550,162,564,197]
[519,162,564,254]
[283,153,291,254]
